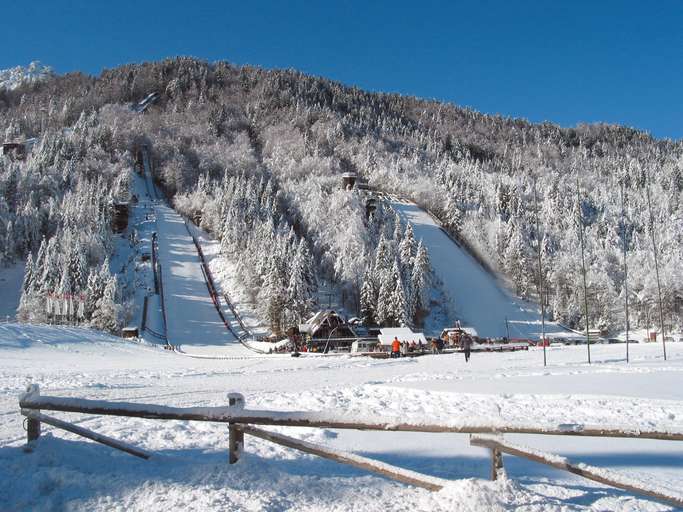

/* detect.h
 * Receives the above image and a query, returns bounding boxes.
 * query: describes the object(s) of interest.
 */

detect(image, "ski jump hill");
[391,198,570,340]
[140,151,256,358]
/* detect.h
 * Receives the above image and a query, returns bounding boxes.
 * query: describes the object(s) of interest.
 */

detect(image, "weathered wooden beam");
[229,424,244,464]
[228,393,245,464]
[470,436,683,508]
[240,424,446,491]
[490,448,504,481]
[18,395,683,441]
[21,410,152,460]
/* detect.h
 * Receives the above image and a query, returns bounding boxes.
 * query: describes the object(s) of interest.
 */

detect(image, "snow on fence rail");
[470,435,683,508]
[18,385,683,507]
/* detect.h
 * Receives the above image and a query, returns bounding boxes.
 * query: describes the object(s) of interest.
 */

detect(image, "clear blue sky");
[2,1,682,139]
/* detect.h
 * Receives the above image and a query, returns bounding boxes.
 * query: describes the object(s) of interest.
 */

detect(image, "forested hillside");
[1,58,681,333]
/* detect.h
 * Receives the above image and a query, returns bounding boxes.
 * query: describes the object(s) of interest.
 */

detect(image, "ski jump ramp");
[154,204,251,356]
[392,199,569,340]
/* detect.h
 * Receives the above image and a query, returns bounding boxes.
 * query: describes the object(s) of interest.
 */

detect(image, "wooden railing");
[18,385,683,508]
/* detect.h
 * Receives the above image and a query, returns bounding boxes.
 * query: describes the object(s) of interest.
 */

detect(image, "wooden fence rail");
[470,435,683,508]
[18,385,683,508]
[19,393,683,441]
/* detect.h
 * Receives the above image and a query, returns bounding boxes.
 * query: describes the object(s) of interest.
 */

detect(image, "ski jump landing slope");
[392,200,569,340]
[154,204,249,356]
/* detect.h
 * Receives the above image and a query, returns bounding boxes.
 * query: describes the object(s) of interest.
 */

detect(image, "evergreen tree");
[84,268,106,319]
[375,266,394,326]
[360,266,377,324]
[389,260,409,327]
[22,253,35,293]
[284,239,315,325]
[410,241,430,322]
[91,276,121,333]
[258,256,287,334]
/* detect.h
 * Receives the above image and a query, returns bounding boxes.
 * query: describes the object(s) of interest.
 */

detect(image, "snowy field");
[1,323,682,511]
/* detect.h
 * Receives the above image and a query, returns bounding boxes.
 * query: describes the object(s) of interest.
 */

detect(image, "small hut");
[111,201,130,233]
[2,142,26,160]
[341,172,358,190]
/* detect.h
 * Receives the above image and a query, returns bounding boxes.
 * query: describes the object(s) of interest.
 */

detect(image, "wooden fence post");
[23,384,41,450]
[229,424,244,464]
[490,448,504,480]
[228,393,245,464]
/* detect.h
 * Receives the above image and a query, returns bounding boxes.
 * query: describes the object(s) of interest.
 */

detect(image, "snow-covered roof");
[441,326,479,337]
[378,327,427,346]
[299,310,354,337]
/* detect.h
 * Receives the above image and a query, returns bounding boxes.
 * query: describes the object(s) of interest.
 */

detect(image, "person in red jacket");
[391,337,401,358]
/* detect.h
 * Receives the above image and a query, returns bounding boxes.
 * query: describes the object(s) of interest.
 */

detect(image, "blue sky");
[2,1,682,139]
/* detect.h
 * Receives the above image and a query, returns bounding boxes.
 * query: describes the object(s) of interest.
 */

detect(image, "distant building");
[298,310,356,339]
[341,172,358,190]
[441,326,479,345]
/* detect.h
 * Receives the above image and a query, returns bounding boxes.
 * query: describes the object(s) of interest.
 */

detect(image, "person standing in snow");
[462,335,472,362]
[391,337,401,358]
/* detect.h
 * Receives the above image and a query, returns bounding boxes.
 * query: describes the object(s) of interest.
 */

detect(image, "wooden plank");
[18,395,683,441]
[21,410,152,460]
[471,436,683,508]
[240,424,445,491]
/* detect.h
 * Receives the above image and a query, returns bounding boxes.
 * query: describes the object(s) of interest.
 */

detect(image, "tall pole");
[576,177,591,364]
[533,177,547,366]
[619,183,630,363]
[645,180,667,360]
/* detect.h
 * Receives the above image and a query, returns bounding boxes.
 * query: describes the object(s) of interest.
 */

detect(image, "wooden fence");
[18,385,683,508]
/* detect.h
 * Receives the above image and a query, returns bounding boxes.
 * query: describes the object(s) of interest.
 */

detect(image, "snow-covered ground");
[153,203,238,351]
[392,199,570,340]
[1,322,681,511]
[0,262,25,321]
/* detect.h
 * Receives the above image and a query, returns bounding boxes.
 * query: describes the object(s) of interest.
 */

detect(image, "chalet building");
[298,310,357,339]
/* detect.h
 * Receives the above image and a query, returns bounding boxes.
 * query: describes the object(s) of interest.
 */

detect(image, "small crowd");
[390,335,473,361]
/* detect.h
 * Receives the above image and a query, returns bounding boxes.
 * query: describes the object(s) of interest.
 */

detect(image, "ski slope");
[154,203,250,356]
[138,147,253,357]
[392,199,570,340]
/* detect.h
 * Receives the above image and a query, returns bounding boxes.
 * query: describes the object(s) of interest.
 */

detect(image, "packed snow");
[154,203,239,351]
[1,323,682,511]
[0,262,25,321]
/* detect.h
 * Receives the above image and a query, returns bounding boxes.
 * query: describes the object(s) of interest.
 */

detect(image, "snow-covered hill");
[1,322,682,511]
[393,199,570,339]
[0,61,53,91]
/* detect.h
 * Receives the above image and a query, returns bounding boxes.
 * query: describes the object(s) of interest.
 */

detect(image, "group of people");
[390,335,473,362]
[390,338,425,358]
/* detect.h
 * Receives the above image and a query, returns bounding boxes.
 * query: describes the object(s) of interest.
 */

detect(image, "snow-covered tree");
[91,276,121,333]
